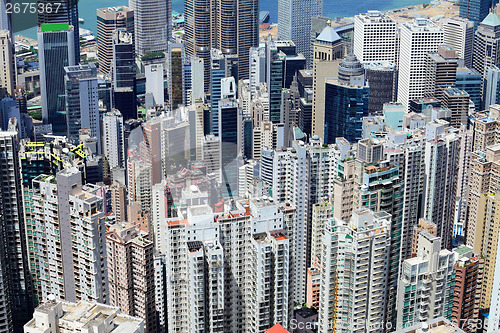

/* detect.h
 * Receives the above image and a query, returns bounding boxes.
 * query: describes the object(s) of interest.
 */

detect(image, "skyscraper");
[278,0,323,64]
[398,19,444,109]
[0,30,14,98]
[184,0,258,81]
[318,209,392,333]
[424,46,458,101]
[459,0,499,27]
[396,232,455,329]
[311,26,344,139]
[129,0,169,55]
[218,78,241,197]
[167,43,185,109]
[38,23,76,135]
[145,64,165,108]
[354,10,397,63]
[31,169,108,304]
[37,0,80,63]
[473,11,500,76]
[483,65,500,109]
[102,110,126,170]
[323,55,369,143]
[64,63,100,149]
[96,6,134,74]
[112,29,137,120]
[106,223,156,333]
[440,17,474,68]
[0,130,33,333]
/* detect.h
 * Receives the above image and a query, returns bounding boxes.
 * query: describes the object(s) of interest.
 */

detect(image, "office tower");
[219,80,241,197]
[191,57,204,102]
[202,134,221,179]
[484,66,500,109]
[473,11,500,76]
[64,64,100,150]
[188,100,207,161]
[278,0,322,65]
[210,50,225,134]
[24,300,144,332]
[324,55,369,143]
[274,41,306,89]
[128,0,168,55]
[318,209,392,333]
[0,131,33,333]
[37,0,80,63]
[145,64,164,108]
[459,0,499,26]
[396,232,455,329]
[398,19,444,109]
[110,181,127,222]
[452,249,484,333]
[38,23,76,135]
[364,62,396,114]
[0,96,19,130]
[103,110,126,170]
[0,30,14,98]
[0,0,9,31]
[311,26,344,139]
[267,42,285,123]
[425,46,458,101]
[183,55,193,106]
[167,43,185,109]
[354,11,397,63]
[106,223,156,333]
[440,17,474,68]
[184,0,258,82]
[250,46,267,97]
[30,168,108,303]
[423,121,460,250]
[96,6,134,74]
[440,88,470,128]
[112,29,137,120]
[456,67,482,109]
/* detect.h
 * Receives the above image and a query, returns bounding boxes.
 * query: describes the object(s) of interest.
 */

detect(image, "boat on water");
[78,18,84,23]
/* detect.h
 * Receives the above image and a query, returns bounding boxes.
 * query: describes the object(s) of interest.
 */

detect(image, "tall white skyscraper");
[102,110,126,170]
[129,0,169,55]
[397,19,444,108]
[145,64,165,108]
[278,0,323,63]
[353,10,397,63]
[440,17,474,68]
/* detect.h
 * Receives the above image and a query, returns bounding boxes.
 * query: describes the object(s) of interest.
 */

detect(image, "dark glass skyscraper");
[324,81,369,144]
[112,29,137,120]
[38,23,76,135]
[37,0,80,63]
[460,0,499,26]
[219,98,241,198]
[184,0,258,82]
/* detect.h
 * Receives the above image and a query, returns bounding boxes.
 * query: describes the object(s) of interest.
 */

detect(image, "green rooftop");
[41,23,70,32]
